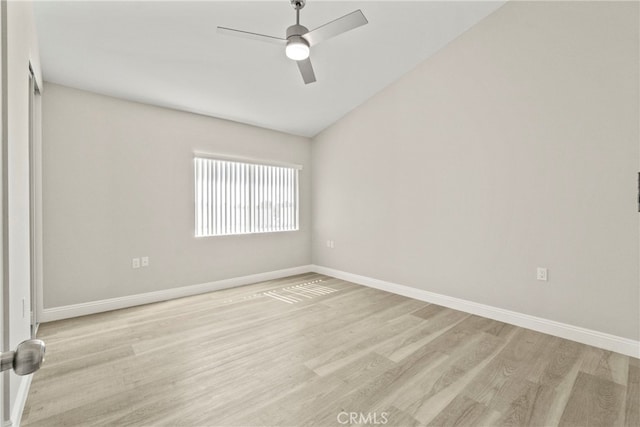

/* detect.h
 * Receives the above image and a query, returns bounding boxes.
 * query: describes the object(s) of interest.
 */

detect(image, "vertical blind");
[195,157,299,237]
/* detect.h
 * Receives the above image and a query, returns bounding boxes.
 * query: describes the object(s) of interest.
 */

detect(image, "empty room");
[0,0,638,426]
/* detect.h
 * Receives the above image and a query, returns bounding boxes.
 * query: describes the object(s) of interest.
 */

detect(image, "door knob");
[0,339,45,375]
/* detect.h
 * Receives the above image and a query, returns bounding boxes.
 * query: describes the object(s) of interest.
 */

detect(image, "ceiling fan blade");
[302,10,368,47]
[217,27,286,45]
[297,58,316,84]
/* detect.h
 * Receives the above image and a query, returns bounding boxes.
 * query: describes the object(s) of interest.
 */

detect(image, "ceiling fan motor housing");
[286,24,309,39]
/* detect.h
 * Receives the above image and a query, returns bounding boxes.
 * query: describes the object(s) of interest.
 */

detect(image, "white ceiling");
[34,1,505,137]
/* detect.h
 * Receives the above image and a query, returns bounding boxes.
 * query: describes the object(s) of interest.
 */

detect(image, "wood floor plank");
[581,346,630,386]
[411,303,448,320]
[305,347,448,426]
[427,394,497,427]
[22,274,640,427]
[538,349,584,426]
[526,337,584,388]
[625,363,640,427]
[376,307,469,362]
[493,380,555,427]
[402,331,513,424]
[397,333,502,412]
[463,328,554,408]
[376,406,421,427]
[305,314,423,376]
[559,371,626,426]
[212,352,396,426]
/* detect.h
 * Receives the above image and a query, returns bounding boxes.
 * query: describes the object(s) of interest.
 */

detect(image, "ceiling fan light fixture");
[218,1,368,84]
[286,36,310,61]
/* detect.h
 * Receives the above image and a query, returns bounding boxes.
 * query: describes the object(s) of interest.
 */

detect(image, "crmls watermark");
[336,411,389,425]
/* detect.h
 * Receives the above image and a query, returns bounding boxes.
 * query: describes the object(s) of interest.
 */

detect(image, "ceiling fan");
[217,0,368,84]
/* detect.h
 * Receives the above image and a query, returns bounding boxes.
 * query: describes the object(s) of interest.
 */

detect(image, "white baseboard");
[41,265,313,322]
[311,265,640,358]
[11,374,32,427]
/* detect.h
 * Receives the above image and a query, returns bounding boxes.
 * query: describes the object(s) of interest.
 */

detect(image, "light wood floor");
[23,273,639,426]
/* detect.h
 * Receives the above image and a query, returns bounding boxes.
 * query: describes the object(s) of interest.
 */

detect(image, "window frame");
[193,153,301,238]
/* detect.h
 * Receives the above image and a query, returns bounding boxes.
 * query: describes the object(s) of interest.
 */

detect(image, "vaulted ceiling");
[34,1,505,137]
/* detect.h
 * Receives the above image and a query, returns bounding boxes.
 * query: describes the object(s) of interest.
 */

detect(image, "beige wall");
[312,1,639,340]
[42,83,311,308]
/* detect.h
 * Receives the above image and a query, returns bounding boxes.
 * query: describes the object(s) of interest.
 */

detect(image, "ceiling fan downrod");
[291,0,305,25]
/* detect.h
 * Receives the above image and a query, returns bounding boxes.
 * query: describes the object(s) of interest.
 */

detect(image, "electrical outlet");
[326,240,331,248]
[536,267,548,281]
[141,256,149,267]
[132,258,140,269]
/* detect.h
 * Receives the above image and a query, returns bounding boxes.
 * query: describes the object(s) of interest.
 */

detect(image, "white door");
[0,4,45,425]
[1,0,6,421]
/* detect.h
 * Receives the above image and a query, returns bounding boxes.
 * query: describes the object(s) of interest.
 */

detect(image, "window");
[194,156,299,237]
